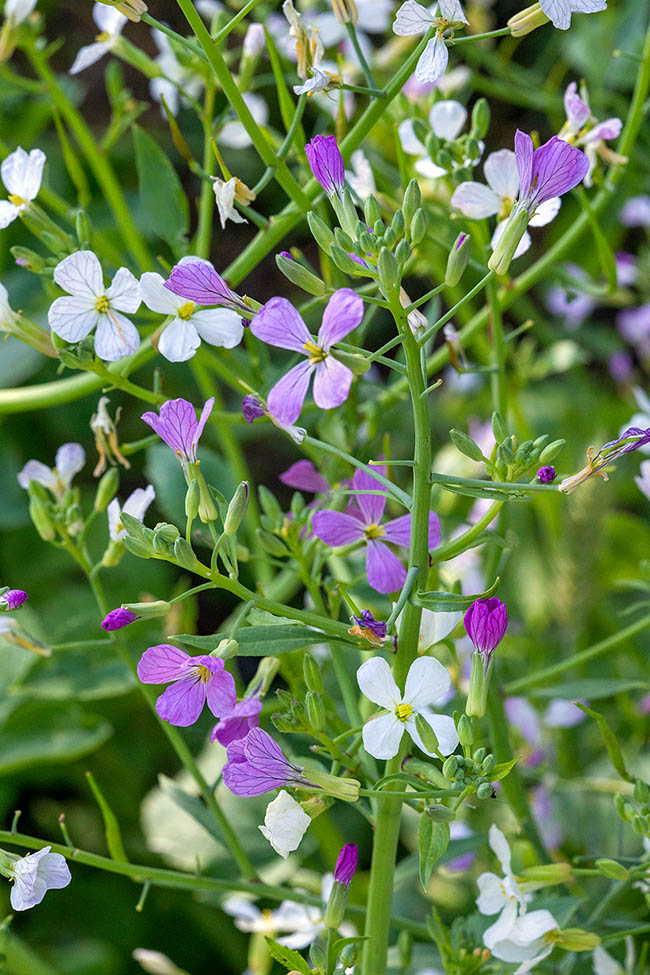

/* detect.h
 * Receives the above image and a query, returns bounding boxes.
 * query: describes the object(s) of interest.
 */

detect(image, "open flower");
[3,0,37,26]
[212,177,248,229]
[137,644,237,726]
[258,789,311,858]
[142,397,214,474]
[48,251,141,361]
[357,656,458,759]
[141,260,243,362]
[250,289,363,426]
[452,149,561,260]
[164,260,250,315]
[539,0,606,32]
[393,0,467,85]
[223,727,314,797]
[18,443,85,500]
[559,82,623,186]
[8,846,71,911]
[476,824,530,936]
[0,146,45,229]
[69,2,127,74]
[312,464,440,594]
[485,909,560,974]
[399,100,477,180]
[107,485,156,541]
[210,696,262,746]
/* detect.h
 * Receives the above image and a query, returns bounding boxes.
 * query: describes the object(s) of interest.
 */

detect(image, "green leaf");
[174,624,354,655]
[415,577,500,612]
[418,815,450,888]
[531,679,648,700]
[18,652,135,701]
[579,188,617,291]
[264,937,312,975]
[491,757,518,782]
[133,124,189,250]
[0,705,112,774]
[575,703,632,782]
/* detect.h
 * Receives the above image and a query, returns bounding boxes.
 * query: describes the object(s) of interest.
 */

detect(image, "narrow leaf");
[575,703,632,782]
[133,124,189,251]
[264,937,312,975]
[415,577,500,612]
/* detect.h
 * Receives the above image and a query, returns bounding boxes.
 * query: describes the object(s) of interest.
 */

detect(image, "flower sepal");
[465,652,493,718]
[507,3,549,36]
[303,768,360,803]
[488,206,529,275]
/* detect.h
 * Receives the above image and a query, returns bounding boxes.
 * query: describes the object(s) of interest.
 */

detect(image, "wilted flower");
[393,0,468,86]
[305,135,345,197]
[90,397,130,476]
[357,655,458,759]
[137,644,237,727]
[6,846,71,911]
[558,426,650,494]
[241,393,307,444]
[212,177,254,229]
[0,146,45,229]
[258,789,311,858]
[349,610,387,645]
[18,443,85,500]
[69,2,126,74]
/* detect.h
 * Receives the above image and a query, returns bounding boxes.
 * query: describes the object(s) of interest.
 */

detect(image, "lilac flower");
[250,289,363,426]
[536,466,556,484]
[8,846,71,911]
[545,263,597,329]
[280,460,329,494]
[559,426,650,493]
[210,697,263,746]
[617,306,650,355]
[0,589,28,610]
[137,644,237,726]
[609,351,633,385]
[464,597,508,663]
[560,82,623,186]
[222,727,310,797]
[351,610,387,641]
[305,135,345,197]
[164,261,250,315]
[142,398,214,473]
[18,443,85,500]
[101,607,138,631]
[616,252,638,288]
[334,843,358,885]
[312,464,440,594]
[620,195,650,228]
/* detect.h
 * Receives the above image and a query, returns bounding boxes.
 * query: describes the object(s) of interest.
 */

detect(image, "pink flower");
[137,644,236,726]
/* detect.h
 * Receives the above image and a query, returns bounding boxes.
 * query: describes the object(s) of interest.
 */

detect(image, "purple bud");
[305,135,345,197]
[536,466,556,484]
[0,590,28,610]
[352,610,386,640]
[456,233,468,249]
[14,257,28,268]
[101,608,138,631]
[334,843,358,885]
[279,251,294,260]
[464,597,507,657]
[242,394,265,423]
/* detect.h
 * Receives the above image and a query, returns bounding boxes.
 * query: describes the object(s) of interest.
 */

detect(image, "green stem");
[487,273,507,419]
[416,271,494,346]
[345,22,378,90]
[195,81,216,259]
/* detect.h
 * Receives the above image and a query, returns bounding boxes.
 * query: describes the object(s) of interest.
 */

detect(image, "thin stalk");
[487,273,507,419]
[416,271,494,346]
[195,81,216,259]
[345,22,378,90]
[430,500,504,563]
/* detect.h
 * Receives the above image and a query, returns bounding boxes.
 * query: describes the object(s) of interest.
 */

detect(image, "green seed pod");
[303,654,324,694]
[364,194,382,226]
[442,756,459,779]
[477,782,494,799]
[224,481,249,535]
[173,537,199,570]
[307,210,336,251]
[306,690,326,732]
[29,497,56,541]
[378,247,399,291]
[402,178,421,229]
[539,439,566,463]
[275,253,326,296]
[395,238,411,265]
[595,858,630,881]
[492,412,508,444]
[450,429,485,462]
[445,232,472,287]
[410,209,427,246]
[184,479,200,521]
[415,712,440,754]
[94,467,120,512]
[256,529,288,558]
[471,97,491,139]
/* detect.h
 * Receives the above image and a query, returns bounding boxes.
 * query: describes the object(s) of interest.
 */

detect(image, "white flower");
[0,281,17,331]
[108,485,155,542]
[593,939,635,975]
[357,655,459,760]
[539,0,607,32]
[69,2,126,75]
[219,92,269,148]
[242,22,265,57]
[258,790,311,859]
[486,908,559,974]
[398,100,475,180]
[132,949,189,975]
[140,257,243,363]
[393,0,467,85]
[149,29,204,117]
[18,442,85,498]
[4,0,37,26]
[394,604,461,652]
[48,250,141,362]
[345,150,376,201]
[452,149,561,260]
[0,146,45,229]
[213,177,248,229]
[476,824,530,930]
[635,460,650,501]
[8,846,71,910]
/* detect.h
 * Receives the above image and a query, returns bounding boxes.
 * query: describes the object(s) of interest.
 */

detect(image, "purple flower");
[351,610,387,640]
[305,135,345,197]
[164,261,249,314]
[242,394,266,423]
[563,81,590,132]
[617,305,650,348]
[0,589,28,610]
[615,252,638,287]
[222,727,308,797]
[609,351,633,384]
[464,597,508,660]
[334,843,358,885]
[545,263,596,329]
[142,398,214,472]
[101,607,138,631]
[137,644,236,726]
[279,460,329,494]
[8,847,71,911]
[250,289,363,426]
[620,195,650,228]
[536,466,556,484]
[311,463,440,594]
[514,130,590,213]
[279,250,293,260]
[210,697,263,746]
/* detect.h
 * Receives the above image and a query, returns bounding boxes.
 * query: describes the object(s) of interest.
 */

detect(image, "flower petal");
[267,359,314,426]
[137,644,190,683]
[357,655,401,709]
[48,296,98,343]
[17,460,57,491]
[529,196,561,227]
[250,296,311,352]
[539,0,571,28]
[53,250,103,299]
[311,510,365,546]
[484,149,520,200]
[352,464,387,525]
[393,0,434,36]
[106,267,141,313]
[451,181,500,219]
[279,460,329,494]
[415,35,448,85]
[121,484,156,522]
[398,119,428,157]
[205,667,237,717]
[317,288,363,349]
[259,790,311,858]
[403,656,452,709]
[192,308,244,349]
[312,357,354,411]
[476,871,509,915]
[430,100,467,141]
[0,200,20,228]
[70,40,111,75]
[155,674,206,726]
[488,823,512,875]
[94,310,140,361]
[55,443,85,486]
[362,712,404,759]
[140,271,181,314]
[2,147,45,201]
[382,512,411,547]
[514,130,533,199]
[366,539,406,593]
[158,317,201,362]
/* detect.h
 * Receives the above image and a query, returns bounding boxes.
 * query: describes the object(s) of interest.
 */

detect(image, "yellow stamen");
[8,194,25,207]
[196,665,212,683]
[178,301,195,320]
[303,339,328,364]
[95,294,110,313]
[364,523,385,540]
[395,702,413,722]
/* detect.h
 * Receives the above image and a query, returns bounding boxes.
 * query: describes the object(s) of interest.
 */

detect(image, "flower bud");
[224,481,249,535]
[594,858,629,881]
[539,439,566,463]
[330,0,358,25]
[306,690,326,732]
[519,862,572,885]
[75,209,92,247]
[466,653,492,718]
[488,207,529,275]
[10,246,47,273]
[477,782,494,799]
[124,600,172,619]
[94,467,120,512]
[450,428,484,462]
[211,638,239,660]
[402,179,421,229]
[275,253,327,296]
[364,195,382,226]
[29,497,55,541]
[122,536,153,559]
[330,244,363,276]
[340,943,359,967]
[410,208,427,246]
[173,537,199,570]
[309,943,326,969]
[507,3,549,36]
[307,211,336,252]
[303,654,324,694]
[403,757,449,787]
[99,0,147,22]
[442,756,459,780]
[153,523,180,545]
[305,135,345,198]
[445,232,472,287]
[634,780,650,803]
[555,929,601,952]
[457,714,474,747]
[425,803,456,822]
[185,479,200,521]
[256,529,288,558]
[536,465,556,484]
[613,793,631,821]
[101,608,138,631]
[334,843,358,885]
[324,843,358,928]
[415,713,440,754]
[491,412,508,444]
[471,98,491,140]
[306,770,360,802]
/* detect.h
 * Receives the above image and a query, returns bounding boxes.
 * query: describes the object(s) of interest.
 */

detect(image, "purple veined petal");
[164,261,243,310]
[352,465,388,525]
[223,760,288,797]
[366,539,407,594]
[205,667,238,717]
[514,130,533,199]
[526,136,589,209]
[267,359,314,426]
[142,399,195,458]
[564,81,590,131]
[382,512,411,547]
[155,674,206,726]
[311,510,365,546]
[583,117,622,144]
[195,396,215,445]
[210,698,262,745]
[225,737,247,763]
[304,135,345,196]
[250,296,311,352]
[279,460,329,494]
[137,644,191,683]
[312,357,354,411]
[243,727,292,768]
[317,288,364,349]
